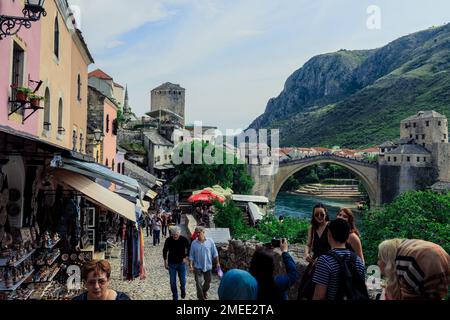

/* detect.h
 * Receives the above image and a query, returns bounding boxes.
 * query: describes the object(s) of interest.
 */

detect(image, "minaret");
[122,85,136,121]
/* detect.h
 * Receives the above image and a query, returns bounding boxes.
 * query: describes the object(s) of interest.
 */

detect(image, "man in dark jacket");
[163,226,190,300]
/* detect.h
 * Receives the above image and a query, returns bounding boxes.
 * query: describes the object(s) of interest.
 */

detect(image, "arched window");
[57,98,63,132]
[106,114,110,133]
[54,17,60,58]
[77,74,81,101]
[117,163,120,173]
[43,88,51,131]
[96,150,99,163]
[105,159,109,167]
[121,163,125,174]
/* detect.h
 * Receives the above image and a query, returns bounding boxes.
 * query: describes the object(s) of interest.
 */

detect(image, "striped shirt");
[312,248,366,300]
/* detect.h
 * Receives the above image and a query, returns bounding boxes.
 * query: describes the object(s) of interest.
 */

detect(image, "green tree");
[171,141,254,194]
[362,190,450,265]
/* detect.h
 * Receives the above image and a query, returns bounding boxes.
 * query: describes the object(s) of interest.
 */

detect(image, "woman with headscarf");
[378,239,450,300]
[218,269,258,300]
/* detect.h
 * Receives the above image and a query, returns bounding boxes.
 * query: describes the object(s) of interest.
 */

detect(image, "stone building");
[150,83,185,122]
[379,110,449,202]
[143,130,174,177]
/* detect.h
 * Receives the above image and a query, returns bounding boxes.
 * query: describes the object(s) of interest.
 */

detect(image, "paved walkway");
[108,217,220,300]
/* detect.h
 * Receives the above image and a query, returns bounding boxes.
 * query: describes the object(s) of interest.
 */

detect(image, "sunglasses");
[315,213,326,218]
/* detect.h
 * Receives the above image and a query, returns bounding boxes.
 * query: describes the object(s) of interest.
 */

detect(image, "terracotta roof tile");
[89,69,113,80]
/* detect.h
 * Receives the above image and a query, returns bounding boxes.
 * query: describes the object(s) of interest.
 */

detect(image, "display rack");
[0,269,35,291]
[0,249,36,268]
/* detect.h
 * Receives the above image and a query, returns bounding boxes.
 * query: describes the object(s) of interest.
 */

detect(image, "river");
[275,192,360,221]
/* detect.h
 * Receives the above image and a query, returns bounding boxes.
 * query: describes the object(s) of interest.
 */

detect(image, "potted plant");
[11,84,32,102]
[29,94,44,108]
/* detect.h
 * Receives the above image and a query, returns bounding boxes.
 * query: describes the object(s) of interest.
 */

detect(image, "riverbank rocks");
[217,239,308,300]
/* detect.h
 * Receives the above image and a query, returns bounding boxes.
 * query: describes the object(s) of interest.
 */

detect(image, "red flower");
[10,83,18,89]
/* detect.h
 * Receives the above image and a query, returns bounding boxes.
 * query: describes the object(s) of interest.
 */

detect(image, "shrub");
[361,190,450,265]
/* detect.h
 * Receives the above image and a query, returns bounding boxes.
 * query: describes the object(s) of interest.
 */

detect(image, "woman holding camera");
[249,238,298,302]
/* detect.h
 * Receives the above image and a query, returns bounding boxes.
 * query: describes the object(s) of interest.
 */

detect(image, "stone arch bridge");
[250,155,381,206]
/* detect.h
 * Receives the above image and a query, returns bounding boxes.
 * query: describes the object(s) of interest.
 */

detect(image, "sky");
[68,0,450,133]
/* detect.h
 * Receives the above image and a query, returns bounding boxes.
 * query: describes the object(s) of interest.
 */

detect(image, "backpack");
[325,251,369,301]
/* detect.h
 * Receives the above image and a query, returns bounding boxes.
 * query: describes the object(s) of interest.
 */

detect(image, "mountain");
[247,23,450,148]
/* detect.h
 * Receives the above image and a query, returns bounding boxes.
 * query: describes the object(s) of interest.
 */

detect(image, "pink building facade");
[0,0,42,136]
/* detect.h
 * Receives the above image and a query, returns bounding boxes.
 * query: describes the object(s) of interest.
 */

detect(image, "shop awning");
[53,170,137,222]
[50,156,142,201]
[146,190,158,199]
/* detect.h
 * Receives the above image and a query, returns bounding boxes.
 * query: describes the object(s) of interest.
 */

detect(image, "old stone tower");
[378,111,449,202]
[151,83,185,120]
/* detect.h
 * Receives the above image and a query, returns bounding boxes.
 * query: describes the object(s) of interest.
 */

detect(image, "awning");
[232,194,269,204]
[137,200,150,214]
[154,164,175,171]
[248,202,265,224]
[50,156,142,202]
[53,170,136,222]
[146,190,158,199]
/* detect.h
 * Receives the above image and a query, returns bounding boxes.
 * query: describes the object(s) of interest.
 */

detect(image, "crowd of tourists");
[72,201,449,301]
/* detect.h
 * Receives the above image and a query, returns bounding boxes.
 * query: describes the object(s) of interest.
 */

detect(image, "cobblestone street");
[109,221,220,300]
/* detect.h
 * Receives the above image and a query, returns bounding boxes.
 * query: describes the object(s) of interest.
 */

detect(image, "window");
[388,157,391,162]
[43,88,51,130]
[426,121,430,127]
[57,98,63,133]
[54,17,60,58]
[438,121,441,126]
[404,124,408,129]
[79,132,84,153]
[72,129,77,151]
[105,159,109,167]
[381,148,385,153]
[423,157,426,162]
[416,135,419,140]
[164,155,168,160]
[96,150,99,163]
[394,157,397,162]
[117,163,120,173]
[11,42,25,115]
[112,159,115,171]
[422,134,425,139]
[156,156,160,162]
[121,163,125,174]
[413,123,416,128]
[77,74,81,101]
[407,157,410,162]
[417,157,420,162]
[410,134,413,138]
[169,155,172,160]
[445,134,447,140]
[106,114,110,133]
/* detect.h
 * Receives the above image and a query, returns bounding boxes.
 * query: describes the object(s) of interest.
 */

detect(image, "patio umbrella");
[188,190,225,203]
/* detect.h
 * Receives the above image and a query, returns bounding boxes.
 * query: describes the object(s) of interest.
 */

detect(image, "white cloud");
[68,0,179,51]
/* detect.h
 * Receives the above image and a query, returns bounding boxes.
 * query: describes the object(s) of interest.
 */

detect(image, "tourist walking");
[73,260,131,300]
[188,226,220,300]
[172,205,182,225]
[249,239,298,302]
[163,226,190,300]
[152,213,162,246]
[298,203,330,300]
[145,213,153,238]
[312,219,367,300]
[378,239,450,300]
[337,208,365,264]
[161,211,169,238]
[218,269,258,300]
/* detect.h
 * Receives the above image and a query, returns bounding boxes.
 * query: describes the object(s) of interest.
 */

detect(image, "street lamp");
[0,0,47,40]
[93,129,104,144]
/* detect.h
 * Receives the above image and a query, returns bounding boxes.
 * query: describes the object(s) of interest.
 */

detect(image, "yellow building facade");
[38,0,93,153]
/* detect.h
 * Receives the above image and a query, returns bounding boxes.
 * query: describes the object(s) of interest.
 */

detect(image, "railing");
[279,154,378,168]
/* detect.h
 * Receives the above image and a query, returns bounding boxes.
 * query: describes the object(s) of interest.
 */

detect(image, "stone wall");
[117,129,143,145]
[217,239,308,300]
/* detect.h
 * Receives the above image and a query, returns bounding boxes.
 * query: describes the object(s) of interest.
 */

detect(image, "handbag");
[297,261,317,300]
